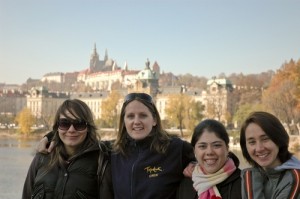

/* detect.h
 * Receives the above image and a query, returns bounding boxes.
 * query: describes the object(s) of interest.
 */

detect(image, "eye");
[197,145,206,150]
[247,141,255,145]
[126,114,134,119]
[212,144,222,148]
[139,113,148,118]
[262,137,270,142]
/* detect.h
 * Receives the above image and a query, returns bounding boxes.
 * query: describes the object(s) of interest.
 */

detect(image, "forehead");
[245,123,266,138]
[60,110,78,119]
[197,130,223,143]
[125,100,151,113]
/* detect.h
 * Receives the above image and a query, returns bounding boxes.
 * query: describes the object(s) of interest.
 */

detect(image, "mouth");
[133,127,144,131]
[256,153,269,159]
[204,159,217,166]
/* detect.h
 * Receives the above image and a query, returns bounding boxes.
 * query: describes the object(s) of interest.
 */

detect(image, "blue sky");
[1,0,299,84]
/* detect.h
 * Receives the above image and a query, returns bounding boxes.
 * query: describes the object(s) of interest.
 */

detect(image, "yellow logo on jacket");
[144,166,163,178]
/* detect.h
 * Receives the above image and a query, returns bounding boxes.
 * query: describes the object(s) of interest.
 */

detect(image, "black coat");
[22,142,113,199]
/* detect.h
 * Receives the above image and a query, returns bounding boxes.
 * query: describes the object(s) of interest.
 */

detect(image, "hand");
[36,137,54,153]
[183,161,197,178]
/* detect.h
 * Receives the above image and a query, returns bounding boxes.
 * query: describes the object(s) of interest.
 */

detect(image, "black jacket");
[176,168,241,199]
[22,142,113,199]
[111,136,194,199]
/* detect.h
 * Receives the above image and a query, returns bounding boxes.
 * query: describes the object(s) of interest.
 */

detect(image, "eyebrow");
[246,134,268,140]
[197,141,223,145]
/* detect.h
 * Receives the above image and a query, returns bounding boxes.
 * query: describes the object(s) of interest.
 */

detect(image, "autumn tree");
[101,90,122,131]
[165,93,204,136]
[15,108,35,136]
[262,59,300,134]
[184,100,204,134]
[206,97,223,121]
[165,94,186,136]
[233,103,265,128]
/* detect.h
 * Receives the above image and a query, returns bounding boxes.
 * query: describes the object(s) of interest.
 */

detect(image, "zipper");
[130,142,140,199]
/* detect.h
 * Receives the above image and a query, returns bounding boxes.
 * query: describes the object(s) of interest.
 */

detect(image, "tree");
[165,93,204,136]
[206,96,223,121]
[101,90,122,131]
[184,100,204,135]
[263,79,299,133]
[233,103,264,128]
[165,94,186,136]
[262,59,300,132]
[15,108,35,135]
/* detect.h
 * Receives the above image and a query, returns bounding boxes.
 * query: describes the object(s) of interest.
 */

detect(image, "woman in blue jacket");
[111,92,194,199]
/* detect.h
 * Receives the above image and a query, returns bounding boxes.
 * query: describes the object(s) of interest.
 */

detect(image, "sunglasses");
[124,93,153,103]
[58,119,88,131]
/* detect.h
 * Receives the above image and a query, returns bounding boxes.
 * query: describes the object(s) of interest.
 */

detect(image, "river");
[0,136,41,199]
[0,136,299,199]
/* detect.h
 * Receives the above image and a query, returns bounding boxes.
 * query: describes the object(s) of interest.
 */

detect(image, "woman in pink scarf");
[177,119,242,199]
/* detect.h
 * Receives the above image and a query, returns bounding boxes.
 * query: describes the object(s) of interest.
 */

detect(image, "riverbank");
[0,129,47,139]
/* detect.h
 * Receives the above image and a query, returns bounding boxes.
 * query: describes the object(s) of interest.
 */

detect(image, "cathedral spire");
[104,48,108,61]
[91,43,99,58]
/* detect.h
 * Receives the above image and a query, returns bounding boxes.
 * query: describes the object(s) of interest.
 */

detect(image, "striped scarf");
[192,158,236,199]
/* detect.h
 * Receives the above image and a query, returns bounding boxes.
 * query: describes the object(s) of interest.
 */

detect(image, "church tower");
[128,59,159,97]
[89,43,101,72]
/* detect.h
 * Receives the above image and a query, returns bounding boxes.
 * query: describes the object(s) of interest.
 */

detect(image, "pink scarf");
[192,158,236,199]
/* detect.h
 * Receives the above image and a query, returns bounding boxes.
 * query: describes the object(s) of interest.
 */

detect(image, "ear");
[153,118,157,126]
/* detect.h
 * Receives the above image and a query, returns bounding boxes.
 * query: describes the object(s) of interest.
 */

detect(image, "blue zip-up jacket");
[111,135,194,199]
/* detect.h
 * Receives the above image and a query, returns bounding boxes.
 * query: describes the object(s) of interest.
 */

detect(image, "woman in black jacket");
[177,119,241,199]
[22,99,113,199]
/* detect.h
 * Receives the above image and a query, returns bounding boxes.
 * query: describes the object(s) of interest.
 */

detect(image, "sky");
[0,0,300,85]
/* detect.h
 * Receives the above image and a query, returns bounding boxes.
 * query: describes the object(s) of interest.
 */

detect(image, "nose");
[255,141,265,152]
[206,145,214,155]
[133,116,141,124]
[67,124,76,132]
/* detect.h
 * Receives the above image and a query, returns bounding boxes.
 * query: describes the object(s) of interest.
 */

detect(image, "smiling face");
[194,130,228,174]
[245,123,281,170]
[58,111,88,156]
[124,100,157,140]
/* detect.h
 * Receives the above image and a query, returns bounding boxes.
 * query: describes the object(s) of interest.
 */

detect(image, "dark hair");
[48,99,99,169]
[113,93,170,155]
[191,119,239,167]
[240,111,292,167]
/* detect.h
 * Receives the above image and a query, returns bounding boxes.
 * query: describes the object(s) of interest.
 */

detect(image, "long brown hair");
[113,93,170,155]
[47,99,100,170]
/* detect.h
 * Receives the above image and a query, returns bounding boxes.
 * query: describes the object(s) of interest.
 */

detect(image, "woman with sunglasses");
[111,92,194,199]
[22,99,113,199]
[240,111,300,199]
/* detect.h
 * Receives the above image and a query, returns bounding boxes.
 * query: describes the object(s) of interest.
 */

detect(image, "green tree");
[15,108,35,135]
[101,90,121,131]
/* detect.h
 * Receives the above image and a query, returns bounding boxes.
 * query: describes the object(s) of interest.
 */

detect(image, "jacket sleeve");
[181,140,195,169]
[99,161,114,199]
[22,153,41,199]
